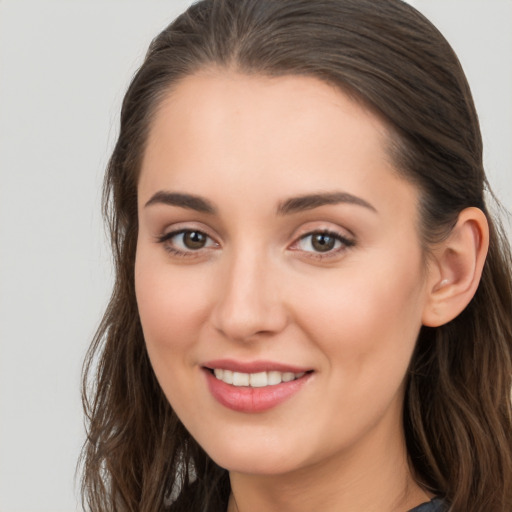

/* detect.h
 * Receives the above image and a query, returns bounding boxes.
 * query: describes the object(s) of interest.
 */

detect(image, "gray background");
[0,1,511,511]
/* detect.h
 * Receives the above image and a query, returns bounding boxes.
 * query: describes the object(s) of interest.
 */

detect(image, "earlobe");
[422,207,489,327]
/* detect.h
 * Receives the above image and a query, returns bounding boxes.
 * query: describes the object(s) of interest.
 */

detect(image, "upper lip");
[202,359,313,374]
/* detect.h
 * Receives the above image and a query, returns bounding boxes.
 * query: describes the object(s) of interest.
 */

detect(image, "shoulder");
[409,498,446,512]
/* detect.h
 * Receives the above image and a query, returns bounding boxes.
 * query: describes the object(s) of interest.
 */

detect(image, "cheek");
[134,251,214,420]
[292,252,426,377]
[134,249,215,375]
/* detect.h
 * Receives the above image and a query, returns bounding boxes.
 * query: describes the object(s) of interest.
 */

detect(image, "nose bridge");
[212,243,287,341]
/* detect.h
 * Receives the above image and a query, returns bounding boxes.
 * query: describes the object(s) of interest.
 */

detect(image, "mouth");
[205,368,312,388]
[202,361,314,413]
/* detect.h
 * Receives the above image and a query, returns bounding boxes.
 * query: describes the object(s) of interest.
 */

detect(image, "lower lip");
[204,369,312,413]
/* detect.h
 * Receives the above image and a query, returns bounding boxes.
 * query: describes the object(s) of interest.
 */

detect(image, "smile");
[202,362,313,413]
[212,369,306,387]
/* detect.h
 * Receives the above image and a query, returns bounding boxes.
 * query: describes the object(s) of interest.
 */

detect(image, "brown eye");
[294,230,355,256]
[157,229,217,255]
[183,231,207,249]
[311,233,337,252]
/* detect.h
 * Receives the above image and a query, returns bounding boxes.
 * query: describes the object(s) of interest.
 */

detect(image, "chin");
[211,450,300,476]
[195,428,312,476]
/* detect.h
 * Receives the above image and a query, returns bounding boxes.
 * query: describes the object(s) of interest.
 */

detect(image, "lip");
[202,363,313,413]
[202,358,312,374]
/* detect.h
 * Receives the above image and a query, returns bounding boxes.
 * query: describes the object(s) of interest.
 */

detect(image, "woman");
[80,0,512,511]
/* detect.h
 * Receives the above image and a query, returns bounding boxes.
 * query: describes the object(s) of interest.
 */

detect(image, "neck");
[227,422,430,512]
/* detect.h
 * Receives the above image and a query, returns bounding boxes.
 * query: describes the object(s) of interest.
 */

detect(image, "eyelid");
[154,222,355,259]
[156,226,220,257]
[157,228,215,244]
[155,220,219,242]
[291,218,356,238]
[288,227,356,258]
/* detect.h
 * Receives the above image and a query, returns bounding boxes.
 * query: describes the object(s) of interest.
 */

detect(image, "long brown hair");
[80,1,512,510]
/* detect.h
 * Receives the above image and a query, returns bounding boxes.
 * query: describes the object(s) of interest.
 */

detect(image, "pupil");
[312,234,335,252]
[184,231,206,249]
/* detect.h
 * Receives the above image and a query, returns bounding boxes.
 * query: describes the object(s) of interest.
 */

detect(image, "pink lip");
[202,364,313,413]
[202,358,311,374]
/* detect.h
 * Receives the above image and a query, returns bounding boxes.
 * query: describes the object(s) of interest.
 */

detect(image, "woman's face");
[135,72,431,475]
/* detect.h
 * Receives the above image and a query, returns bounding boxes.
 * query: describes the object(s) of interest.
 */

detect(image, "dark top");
[409,498,445,512]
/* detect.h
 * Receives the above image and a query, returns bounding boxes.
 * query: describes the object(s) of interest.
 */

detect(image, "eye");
[294,230,355,255]
[157,229,218,256]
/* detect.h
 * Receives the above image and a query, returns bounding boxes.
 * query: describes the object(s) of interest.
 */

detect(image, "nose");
[211,249,289,342]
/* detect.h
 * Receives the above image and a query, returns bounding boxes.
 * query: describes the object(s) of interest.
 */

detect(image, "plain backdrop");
[0,1,511,511]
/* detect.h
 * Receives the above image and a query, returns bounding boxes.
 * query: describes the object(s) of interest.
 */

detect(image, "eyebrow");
[143,190,377,216]
[144,191,216,214]
[277,192,377,215]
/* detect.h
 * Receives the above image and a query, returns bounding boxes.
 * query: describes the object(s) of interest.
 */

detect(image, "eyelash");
[292,230,356,259]
[156,229,355,259]
[156,229,218,258]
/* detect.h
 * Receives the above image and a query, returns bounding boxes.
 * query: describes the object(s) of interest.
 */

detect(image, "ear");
[422,207,489,327]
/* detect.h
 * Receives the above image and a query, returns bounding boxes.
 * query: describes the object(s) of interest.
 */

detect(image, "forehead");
[139,71,417,221]
[143,71,390,163]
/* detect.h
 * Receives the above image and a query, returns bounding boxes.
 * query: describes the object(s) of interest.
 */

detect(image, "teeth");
[249,371,267,387]
[212,369,307,387]
[232,372,249,386]
[267,371,282,385]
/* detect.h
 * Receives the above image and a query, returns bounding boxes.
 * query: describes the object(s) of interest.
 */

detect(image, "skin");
[135,71,469,511]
